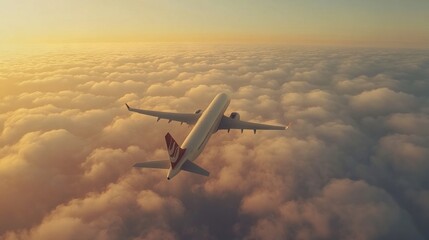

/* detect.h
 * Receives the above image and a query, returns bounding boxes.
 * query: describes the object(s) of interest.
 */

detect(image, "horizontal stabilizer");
[133,160,170,169]
[181,160,209,177]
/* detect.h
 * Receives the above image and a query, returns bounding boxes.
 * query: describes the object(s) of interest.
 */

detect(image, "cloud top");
[1,44,428,239]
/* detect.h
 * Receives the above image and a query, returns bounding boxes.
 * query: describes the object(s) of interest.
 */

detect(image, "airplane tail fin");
[165,132,186,168]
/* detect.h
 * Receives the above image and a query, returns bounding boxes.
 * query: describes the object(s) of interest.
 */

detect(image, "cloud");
[3,176,184,240]
[349,87,417,116]
[0,44,428,239]
[271,179,423,240]
[386,113,429,135]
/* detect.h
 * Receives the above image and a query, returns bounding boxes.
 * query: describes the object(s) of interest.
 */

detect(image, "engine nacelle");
[229,112,240,120]
[195,109,202,114]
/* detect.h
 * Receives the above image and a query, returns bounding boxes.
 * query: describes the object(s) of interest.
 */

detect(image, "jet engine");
[229,112,240,120]
[195,109,202,114]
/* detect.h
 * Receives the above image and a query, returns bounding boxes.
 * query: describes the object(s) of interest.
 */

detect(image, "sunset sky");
[1,0,429,47]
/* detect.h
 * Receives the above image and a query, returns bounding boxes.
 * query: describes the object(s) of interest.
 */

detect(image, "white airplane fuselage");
[167,93,230,179]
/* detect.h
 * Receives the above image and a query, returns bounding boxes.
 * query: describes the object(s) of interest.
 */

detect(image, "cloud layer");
[1,44,428,240]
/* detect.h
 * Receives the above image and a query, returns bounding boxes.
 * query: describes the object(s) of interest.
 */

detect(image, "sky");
[0,44,429,239]
[1,0,429,47]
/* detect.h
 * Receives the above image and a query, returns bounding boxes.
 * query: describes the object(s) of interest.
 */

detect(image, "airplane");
[126,92,287,180]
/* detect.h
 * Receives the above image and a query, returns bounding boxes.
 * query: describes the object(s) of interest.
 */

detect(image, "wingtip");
[286,122,292,129]
[125,103,130,110]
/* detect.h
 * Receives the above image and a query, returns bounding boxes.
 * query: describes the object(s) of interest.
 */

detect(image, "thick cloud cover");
[1,44,428,240]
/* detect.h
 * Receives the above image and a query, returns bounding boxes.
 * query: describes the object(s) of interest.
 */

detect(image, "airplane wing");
[126,104,201,124]
[218,115,286,133]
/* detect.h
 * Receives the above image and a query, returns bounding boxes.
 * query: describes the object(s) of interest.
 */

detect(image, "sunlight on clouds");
[0,43,428,239]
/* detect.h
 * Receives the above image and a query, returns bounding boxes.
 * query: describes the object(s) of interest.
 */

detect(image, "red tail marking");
[165,133,186,169]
